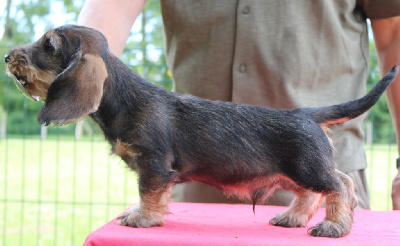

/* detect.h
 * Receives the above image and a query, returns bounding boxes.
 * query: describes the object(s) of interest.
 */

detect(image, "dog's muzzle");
[5,54,40,102]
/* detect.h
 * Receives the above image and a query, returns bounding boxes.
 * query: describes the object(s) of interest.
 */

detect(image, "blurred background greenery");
[0,0,398,246]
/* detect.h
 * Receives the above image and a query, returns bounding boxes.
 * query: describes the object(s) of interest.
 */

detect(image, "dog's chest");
[111,140,141,170]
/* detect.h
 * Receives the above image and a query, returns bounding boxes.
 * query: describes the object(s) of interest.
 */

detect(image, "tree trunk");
[2,0,13,42]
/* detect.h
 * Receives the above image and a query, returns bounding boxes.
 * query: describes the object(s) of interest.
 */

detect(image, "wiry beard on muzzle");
[5,52,57,102]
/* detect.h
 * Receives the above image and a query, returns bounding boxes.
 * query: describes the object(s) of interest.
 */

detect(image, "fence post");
[366,121,373,146]
[0,107,6,139]
[40,125,47,139]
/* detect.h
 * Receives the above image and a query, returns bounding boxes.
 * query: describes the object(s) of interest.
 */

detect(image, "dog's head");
[5,25,108,125]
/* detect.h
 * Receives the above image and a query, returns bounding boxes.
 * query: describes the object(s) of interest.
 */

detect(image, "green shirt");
[161,0,400,173]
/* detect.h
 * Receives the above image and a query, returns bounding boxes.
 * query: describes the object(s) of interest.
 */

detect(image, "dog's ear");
[38,52,108,126]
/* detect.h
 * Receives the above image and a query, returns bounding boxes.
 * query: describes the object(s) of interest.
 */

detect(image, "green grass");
[0,138,398,245]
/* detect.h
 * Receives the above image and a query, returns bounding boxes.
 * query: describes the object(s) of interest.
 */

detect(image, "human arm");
[371,16,400,210]
[77,0,147,56]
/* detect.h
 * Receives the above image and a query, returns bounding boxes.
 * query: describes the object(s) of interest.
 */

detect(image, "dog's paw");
[269,212,309,228]
[307,220,351,238]
[117,205,165,228]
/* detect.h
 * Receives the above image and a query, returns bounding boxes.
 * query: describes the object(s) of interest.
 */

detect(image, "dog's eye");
[44,39,54,51]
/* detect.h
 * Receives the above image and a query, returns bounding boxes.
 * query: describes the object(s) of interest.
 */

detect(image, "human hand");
[392,169,400,210]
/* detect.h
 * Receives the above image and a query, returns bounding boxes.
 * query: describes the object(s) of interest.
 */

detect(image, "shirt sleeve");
[357,0,400,19]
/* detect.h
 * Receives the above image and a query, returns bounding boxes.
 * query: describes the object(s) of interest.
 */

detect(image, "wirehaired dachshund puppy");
[5,25,399,238]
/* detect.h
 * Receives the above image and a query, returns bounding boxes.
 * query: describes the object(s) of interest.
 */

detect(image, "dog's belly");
[177,171,292,202]
[222,175,288,201]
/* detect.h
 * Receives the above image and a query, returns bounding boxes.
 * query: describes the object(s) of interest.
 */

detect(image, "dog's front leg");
[117,155,173,228]
[117,188,171,228]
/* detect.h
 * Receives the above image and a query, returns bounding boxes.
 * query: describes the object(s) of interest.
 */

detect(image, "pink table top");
[84,202,400,245]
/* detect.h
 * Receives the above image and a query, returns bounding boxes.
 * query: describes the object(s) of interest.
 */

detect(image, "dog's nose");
[4,54,11,63]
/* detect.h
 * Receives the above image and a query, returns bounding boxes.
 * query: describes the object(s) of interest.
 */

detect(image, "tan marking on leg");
[308,170,357,238]
[270,190,324,227]
[117,188,171,228]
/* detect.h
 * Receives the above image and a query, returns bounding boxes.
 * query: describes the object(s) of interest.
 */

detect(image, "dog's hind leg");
[308,170,357,238]
[270,188,324,228]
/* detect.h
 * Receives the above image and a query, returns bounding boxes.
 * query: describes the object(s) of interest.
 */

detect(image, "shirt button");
[238,64,246,73]
[242,6,250,15]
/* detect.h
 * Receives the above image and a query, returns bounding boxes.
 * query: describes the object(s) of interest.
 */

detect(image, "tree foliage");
[0,0,83,45]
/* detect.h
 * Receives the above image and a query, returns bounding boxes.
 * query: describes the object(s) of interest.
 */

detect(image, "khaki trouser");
[171,169,370,209]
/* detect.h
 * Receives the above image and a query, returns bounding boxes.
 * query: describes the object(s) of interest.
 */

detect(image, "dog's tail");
[304,65,399,125]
